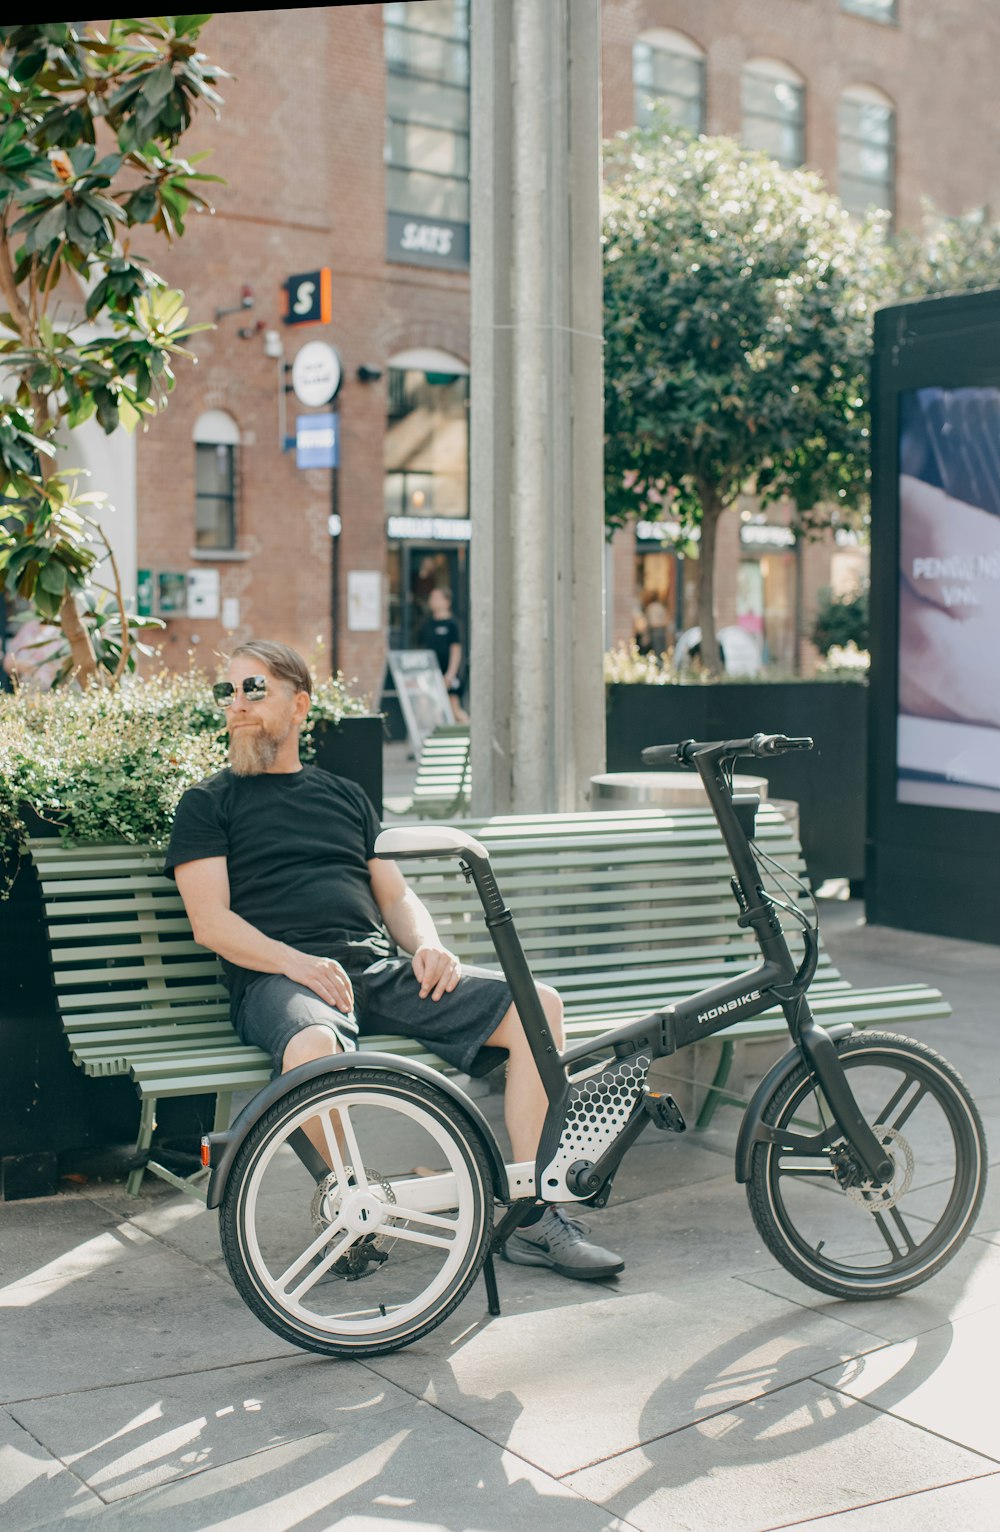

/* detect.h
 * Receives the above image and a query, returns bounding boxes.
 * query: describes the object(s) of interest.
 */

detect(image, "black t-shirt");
[164,766,392,1013]
[418,615,460,674]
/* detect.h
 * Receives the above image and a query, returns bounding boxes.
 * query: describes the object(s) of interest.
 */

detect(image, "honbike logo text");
[697,990,761,1025]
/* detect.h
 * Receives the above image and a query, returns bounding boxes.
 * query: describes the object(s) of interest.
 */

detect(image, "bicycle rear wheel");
[746,1032,987,1300]
[218,1068,494,1357]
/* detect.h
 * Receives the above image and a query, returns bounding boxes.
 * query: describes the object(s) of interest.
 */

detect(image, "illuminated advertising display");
[868,287,1000,944]
[897,386,1000,812]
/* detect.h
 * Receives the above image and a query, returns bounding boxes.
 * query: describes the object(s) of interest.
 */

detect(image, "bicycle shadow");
[1,1341,605,1532]
[560,1242,1000,1524]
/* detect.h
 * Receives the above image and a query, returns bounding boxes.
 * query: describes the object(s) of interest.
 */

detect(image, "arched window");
[742,58,805,168]
[193,409,239,551]
[384,348,469,647]
[632,29,706,133]
[839,85,895,223]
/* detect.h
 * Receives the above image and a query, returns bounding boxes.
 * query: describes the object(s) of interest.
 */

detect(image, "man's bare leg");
[485,983,565,1162]
[282,1024,345,1165]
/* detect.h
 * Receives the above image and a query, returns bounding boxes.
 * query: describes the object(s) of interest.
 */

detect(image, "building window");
[632,30,706,133]
[839,0,897,23]
[384,348,469,649]
[742,59,805,169]
[384,1,470,268]
[839,86,895,222]
[193,409,239,551]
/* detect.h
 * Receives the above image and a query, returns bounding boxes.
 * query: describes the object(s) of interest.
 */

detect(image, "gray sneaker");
[501,1206,625,1280]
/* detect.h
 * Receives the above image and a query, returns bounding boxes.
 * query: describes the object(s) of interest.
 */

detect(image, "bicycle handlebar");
[641,733,814,767]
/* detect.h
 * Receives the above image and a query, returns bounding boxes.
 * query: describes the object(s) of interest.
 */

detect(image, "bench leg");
[213,1091,233,1133]
[695,1041,736,1130]
[126,1096,157,1197]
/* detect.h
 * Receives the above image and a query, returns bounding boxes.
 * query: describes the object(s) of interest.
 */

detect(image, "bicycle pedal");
[643,1090,687,1133]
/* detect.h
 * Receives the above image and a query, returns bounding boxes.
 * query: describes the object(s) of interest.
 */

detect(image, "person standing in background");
[418,587,469,723]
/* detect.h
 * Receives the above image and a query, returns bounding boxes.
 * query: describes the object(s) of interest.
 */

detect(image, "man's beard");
[229,723,285,776]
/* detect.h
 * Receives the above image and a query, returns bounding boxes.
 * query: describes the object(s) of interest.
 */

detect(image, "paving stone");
[24,1402,630,1532]
[9,1353,401,1504]
[564,1378,995,1532]
[366,1266,879,1479]
[0,1244,296,1404]
[814,1299,1000,1461]
[741,1232,1000,1346]
[0,1408,103,1532]
[82,1192,227,1279]
[0,1200,136,1290]
[780,1469,1000,1531]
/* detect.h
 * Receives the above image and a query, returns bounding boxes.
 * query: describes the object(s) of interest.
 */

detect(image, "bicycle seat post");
[460,851,569,1108]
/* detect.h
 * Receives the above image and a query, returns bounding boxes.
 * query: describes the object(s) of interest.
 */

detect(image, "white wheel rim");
[238,1087,482,1338]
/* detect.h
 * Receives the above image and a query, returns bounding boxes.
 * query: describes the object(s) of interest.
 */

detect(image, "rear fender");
[733,1024,854,1183]
[203,1052,509,1208]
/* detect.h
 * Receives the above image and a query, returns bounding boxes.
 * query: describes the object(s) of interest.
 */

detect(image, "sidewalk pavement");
[2,896,999,1532]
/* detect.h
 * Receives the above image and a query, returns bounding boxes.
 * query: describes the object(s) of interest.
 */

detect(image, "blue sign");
[296,412,339,470]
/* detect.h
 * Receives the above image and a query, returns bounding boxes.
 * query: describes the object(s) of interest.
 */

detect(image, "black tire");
[746,1032,987,1300]
[218,1068,494,1357]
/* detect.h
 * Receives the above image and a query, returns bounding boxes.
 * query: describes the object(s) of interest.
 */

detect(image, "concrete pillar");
[469,0,606,815]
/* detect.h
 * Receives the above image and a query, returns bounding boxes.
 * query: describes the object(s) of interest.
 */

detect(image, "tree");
[603,120,888,674]
[0,18,224,686]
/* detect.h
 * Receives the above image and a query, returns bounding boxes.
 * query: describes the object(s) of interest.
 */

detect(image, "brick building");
[126,1,1000,699]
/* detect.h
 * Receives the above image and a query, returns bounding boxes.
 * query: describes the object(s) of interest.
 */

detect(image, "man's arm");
[174,857,354,1012]
[444,639,462,688]
[368,856,461,1001]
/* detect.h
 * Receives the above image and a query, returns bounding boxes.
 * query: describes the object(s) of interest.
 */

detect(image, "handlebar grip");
[641,740,697,766]
[752,733,814,756]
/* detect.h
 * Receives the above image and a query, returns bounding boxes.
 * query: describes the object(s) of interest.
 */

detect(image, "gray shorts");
[236,958,513,1076]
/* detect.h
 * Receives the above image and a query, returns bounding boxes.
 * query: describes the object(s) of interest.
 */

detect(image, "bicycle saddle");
[374,826,490,861]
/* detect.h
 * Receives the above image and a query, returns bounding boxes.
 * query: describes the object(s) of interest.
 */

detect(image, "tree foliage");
[0,18,224,685]
[810,582,870,656]
[602,117,888,671]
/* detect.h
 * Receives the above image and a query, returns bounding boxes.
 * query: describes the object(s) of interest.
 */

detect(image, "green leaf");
[39,559,68,594]
[173,16,213,39]
[142,63,176,108]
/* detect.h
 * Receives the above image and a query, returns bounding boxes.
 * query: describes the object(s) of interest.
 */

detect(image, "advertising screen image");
[897,386,1000,811]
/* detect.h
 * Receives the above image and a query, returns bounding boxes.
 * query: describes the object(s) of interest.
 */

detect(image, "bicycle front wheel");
[218,1068,495,1357]
[746,1032,987,1300]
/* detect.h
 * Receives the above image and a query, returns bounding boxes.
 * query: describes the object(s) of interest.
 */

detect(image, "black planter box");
[311,713,384,817]
[605,681,868,885]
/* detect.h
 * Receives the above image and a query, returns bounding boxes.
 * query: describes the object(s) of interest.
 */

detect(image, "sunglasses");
[213,676,269,707]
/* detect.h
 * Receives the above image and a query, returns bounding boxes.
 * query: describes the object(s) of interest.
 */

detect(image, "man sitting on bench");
[165,639,623,1281]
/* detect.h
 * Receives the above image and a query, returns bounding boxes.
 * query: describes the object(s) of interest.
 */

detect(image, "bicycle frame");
[457,739,894,1200]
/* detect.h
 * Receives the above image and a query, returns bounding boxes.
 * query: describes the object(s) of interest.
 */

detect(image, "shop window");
[839,85,895,223]
[634,548,679,656]
[384,350,469,524]
[384,1,470,266]
[193,409,239,551]
[384,349,470,650]
[632,29,706,133]
[742,58,805,169]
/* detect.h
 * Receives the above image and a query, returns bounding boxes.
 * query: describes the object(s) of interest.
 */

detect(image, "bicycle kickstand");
[483,1199,538,1317]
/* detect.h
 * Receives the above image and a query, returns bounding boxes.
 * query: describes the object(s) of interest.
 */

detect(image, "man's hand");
[412,944,461,1001]
[283,950,355,1013]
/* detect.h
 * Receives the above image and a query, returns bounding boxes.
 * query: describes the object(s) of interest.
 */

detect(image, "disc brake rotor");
[310,1165,397,1278]
[843,1125,914,1211]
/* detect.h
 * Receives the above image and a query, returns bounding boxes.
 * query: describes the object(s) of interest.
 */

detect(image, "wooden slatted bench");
[29,802,949,1199]
[384,725,471,818]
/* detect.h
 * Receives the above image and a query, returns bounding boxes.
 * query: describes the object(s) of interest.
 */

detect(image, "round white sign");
[291,341,342,407]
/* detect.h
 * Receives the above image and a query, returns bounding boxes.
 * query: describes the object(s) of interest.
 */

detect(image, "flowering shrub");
[0,665,369,882]
[815,642,870,675]
[604,641,868,686]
